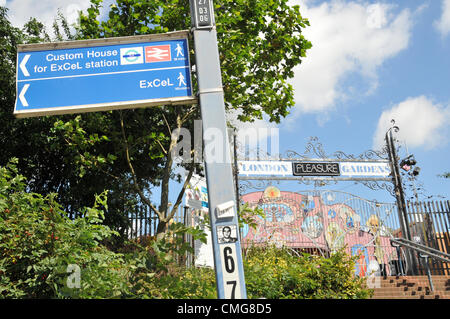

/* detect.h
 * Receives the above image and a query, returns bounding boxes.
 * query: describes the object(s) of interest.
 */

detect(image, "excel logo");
[120,47,144,65]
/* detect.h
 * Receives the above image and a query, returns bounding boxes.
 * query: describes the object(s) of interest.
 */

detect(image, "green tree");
[1,1,312,240]
[67,0,311,239]
[75,0,311,122]
[0,8,61,196]
[0,7,137,241]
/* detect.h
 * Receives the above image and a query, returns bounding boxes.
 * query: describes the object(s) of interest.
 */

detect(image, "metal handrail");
[391,238,450,263]
[390,237,450,292]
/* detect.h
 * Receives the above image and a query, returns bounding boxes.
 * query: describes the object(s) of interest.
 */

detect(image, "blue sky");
[283,0,450,203]
[235,0,450,203]
[3,0,450,205]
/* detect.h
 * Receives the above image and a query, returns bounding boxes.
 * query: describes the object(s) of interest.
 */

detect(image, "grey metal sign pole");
[189,0,247,299]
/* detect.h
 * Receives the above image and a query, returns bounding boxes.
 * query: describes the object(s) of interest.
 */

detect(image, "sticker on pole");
[217,225,238,244]
[220,243,242,299]
[215,200,235,219]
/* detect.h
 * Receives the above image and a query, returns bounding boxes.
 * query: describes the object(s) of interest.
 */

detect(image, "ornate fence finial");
[390,119,399,133]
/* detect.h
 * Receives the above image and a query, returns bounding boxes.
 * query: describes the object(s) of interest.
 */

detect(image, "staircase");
[370,276,450,299]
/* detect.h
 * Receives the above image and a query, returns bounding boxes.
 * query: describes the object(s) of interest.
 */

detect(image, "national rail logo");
[145,45,171,63]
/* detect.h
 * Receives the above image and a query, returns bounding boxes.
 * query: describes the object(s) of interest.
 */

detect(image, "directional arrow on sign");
[19,84,30,107]
[20,54,31,77]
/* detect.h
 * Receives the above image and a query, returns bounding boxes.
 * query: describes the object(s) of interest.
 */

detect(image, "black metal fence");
[405,200,450,275]
[117,197,450,276]
[124,205,187,239]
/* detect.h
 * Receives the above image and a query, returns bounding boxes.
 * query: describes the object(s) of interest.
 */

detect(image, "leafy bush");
[0,159,209,298]
[0,159,372,299]
[123,222,210,299]
[244,245,372,299]
[0,159,134,298]
[129,264,216,299]
[132,245,372,299]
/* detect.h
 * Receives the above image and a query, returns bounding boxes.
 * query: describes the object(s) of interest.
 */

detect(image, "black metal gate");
[240,188,404,277]
[238,188,450,277]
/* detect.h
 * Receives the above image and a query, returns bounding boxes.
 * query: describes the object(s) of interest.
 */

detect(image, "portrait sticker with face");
[217,225,238,244]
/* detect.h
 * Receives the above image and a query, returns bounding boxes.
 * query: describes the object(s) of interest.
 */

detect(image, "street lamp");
[399,154,417,172]
[400,154,421,201]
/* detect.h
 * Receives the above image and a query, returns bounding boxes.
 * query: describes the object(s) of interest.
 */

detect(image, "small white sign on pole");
[185,174,214,268]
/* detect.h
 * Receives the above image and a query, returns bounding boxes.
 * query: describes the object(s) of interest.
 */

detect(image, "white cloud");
[372,96,450,150]
[434,0,450,37]
[226,109,280,159]
[288,1,413,118]
[5,0,92,34]
[0,0,6,8]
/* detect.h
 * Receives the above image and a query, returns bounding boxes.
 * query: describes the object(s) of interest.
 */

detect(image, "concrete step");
[368,275,450,299]
[371,295,448,299]
[372,289,447,296]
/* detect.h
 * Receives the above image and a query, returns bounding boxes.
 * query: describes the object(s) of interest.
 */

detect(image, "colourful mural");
[241,187,400,277]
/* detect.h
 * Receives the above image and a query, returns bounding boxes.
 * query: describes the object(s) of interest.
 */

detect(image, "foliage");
[130,245,372,299]
[0,159,211,298]
[198,203,265,232]
[0,6,129,235]
[150,221,207,271]
[51,115,117,179]
[0,159,371,299]
[238,203,266,231]
[0,159,134,298]
[216,0,312,123]
[149,266,217,299]
[0,1,312,239]
[243,246,373,299]
[0,7,21,110]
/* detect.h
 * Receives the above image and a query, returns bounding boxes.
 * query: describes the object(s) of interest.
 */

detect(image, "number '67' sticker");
[220,243,242,299]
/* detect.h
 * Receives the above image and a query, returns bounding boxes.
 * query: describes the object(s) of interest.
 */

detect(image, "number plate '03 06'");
[220,244,242,299]
[194,0,213,27]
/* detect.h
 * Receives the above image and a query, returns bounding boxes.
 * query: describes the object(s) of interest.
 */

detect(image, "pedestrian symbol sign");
[175,44,184,57]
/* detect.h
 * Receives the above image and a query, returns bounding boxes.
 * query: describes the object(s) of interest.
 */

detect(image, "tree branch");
[166,107,199,220]
[162,112,172,137]
[181,104,197,123]
[155,138,168,155]
[159,112,181,220]
[119,111,163,220]
[167,163,195,222]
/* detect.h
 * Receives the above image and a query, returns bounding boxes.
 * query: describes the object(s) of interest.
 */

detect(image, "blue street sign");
[14,32,196,118]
